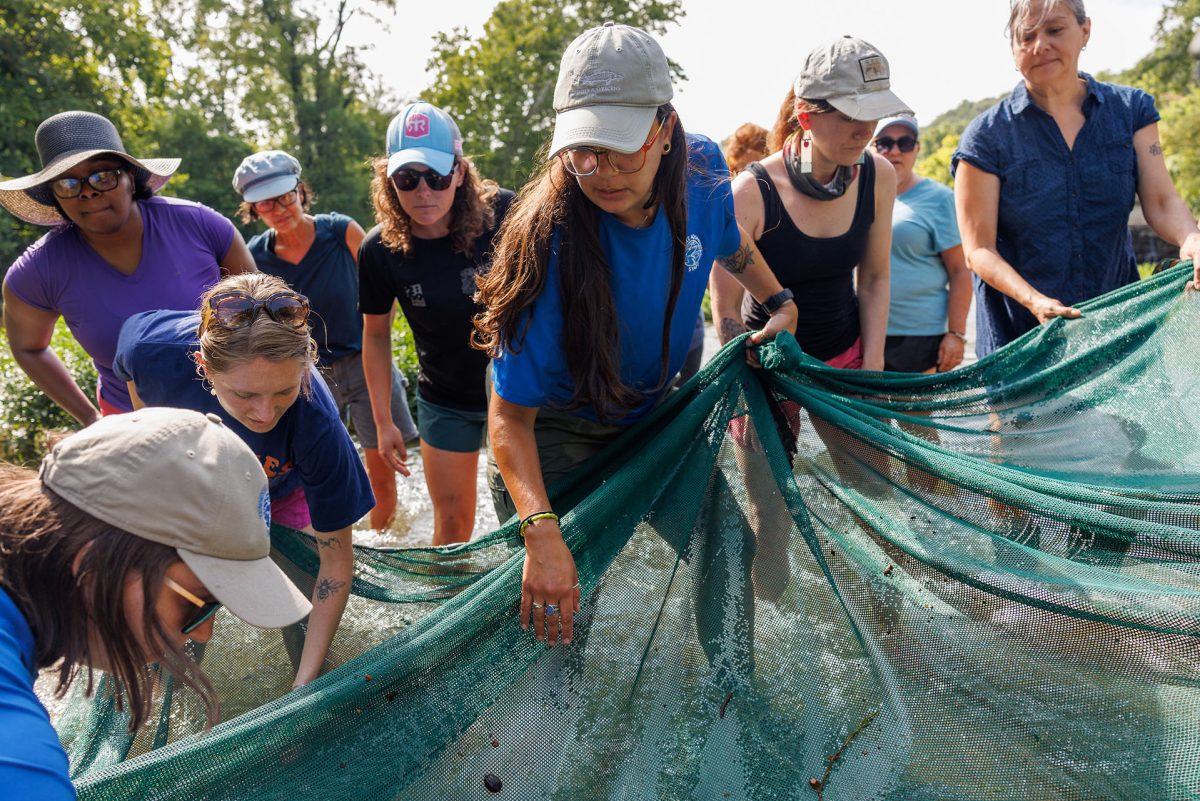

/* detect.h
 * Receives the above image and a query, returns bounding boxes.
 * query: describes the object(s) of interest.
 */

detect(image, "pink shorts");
[271,486,311,531]
[97,387,126,417]
[728,337,863,446]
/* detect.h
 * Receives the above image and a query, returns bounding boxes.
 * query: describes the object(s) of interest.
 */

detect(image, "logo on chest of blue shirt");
[405,283,426,307]
[684,234,703,272]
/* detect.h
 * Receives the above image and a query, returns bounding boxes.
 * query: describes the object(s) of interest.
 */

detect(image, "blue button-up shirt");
[952,74,1159,357]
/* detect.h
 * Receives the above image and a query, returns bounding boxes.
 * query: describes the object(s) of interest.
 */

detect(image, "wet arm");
[292,524,353,687]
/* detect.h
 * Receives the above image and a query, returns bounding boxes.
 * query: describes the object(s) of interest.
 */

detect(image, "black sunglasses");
[390,162,457,192]
[874,136,918,154]
[50,167,124,199]
[164,576,223,636]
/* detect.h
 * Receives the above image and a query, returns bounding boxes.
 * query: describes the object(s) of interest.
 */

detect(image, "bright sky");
[345,0,1168,144]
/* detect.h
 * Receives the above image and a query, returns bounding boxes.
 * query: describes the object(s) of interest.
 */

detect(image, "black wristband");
[762,288,795,315]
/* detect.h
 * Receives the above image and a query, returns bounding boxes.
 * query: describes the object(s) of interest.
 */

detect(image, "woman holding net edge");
[473,22,797,646]
[113,273,373,688]
[953,0,1200,358]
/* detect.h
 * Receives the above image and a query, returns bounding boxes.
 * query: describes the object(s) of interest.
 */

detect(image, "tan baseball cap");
[793,36,912,122]
[39,407,311,629]
[550,22,673,159]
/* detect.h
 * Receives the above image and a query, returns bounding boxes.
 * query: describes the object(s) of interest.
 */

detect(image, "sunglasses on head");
[873,135,918,154]
[164,576,222,636]
[203,289,310,331]
[50,167,124,199]
[390,162,457,192]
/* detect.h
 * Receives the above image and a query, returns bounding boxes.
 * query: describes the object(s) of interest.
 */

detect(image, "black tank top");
[741,156,875,361]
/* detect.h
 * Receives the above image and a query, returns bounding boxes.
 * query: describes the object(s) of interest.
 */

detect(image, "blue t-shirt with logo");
[887,178,961,336]
[0,587,75,800]
[492,134,740,424]
[113,310,373,532]
[247,212,361,366]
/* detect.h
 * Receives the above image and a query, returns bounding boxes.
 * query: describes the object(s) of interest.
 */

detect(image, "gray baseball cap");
[39,407,311,629]
[793,36,912,122]
[233,150,302,204]
[876,115,920,137]
[549,22,673,159]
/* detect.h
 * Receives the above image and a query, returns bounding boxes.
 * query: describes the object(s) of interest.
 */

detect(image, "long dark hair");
[473,104,688,422]
[0,463,218,730]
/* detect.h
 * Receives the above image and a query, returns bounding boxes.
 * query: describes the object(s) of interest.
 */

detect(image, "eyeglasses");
[164,576,222,636]
[203,289,311,331]
[558,119,666,177]
[390,163,457,192]
[873,135,918,154]
[251,190,299,214]
[50,168,124,199]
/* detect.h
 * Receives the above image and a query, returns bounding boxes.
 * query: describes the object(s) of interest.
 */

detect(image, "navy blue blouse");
[952,74,1159,357]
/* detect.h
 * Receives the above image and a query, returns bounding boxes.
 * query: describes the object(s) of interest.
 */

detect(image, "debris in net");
[363,673,373,682]
[719,692,734,719]
[385,691,397,703]
[491,739,499,748]
[814,711,879,800]
[484,773,503,793]
[808,778,822,790]
[883,564,894,577]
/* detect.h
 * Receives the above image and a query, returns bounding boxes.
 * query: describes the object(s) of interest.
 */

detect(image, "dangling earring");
[800,129,814,174]
[210,387,218,396]
[663,142,671,154]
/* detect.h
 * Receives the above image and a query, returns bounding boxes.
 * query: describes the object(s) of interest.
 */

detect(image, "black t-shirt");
[358,189,514,411]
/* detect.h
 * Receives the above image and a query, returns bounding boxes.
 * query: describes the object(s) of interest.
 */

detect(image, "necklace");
[782,135,856,201]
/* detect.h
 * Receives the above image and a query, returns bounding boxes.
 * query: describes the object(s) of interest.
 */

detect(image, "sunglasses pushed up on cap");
[202,289,310,331]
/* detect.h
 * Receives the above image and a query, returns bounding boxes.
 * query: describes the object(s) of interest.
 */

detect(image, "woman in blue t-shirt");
[473,23,797,647]
[872,115,970,373]
[114,273,374,688]
[0,408,309,799]
[953,0,1200,357]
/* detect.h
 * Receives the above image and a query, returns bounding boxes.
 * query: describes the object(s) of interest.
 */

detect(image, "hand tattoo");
[717,243,754,274]
[1150,142,1162,157]
[316,578,347,602]
[719,317,750,345]
[314,535,340,550]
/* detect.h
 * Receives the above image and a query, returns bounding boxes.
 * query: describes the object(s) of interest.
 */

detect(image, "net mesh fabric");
[60,264,1200,800]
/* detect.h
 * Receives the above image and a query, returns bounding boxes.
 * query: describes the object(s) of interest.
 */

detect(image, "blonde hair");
[196,273,318,396]
[369,155,499,258]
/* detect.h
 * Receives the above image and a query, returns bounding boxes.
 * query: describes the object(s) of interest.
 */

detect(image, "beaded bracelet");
[518,511,559,540]
[946,330,967,343]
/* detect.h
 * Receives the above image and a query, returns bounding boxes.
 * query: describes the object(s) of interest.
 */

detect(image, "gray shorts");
[417,394,488,453]
[322,352,419,449]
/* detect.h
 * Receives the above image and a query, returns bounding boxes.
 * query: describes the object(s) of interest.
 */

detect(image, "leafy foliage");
[0,321,96,464]
[424,0,685,190]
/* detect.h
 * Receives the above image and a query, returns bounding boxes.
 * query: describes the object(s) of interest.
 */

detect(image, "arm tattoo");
[314,535,340,550]
[717,243,754,274]
[1150,142,1163,157]
[719,317,750,345]
[316,578,347,602]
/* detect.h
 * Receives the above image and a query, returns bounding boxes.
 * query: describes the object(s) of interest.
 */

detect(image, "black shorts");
[884,334,942,373]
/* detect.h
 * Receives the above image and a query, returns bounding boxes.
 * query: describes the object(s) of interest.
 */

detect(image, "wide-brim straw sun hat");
[0,111,180,226]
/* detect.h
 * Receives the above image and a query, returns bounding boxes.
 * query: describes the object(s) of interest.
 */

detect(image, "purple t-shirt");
[4,196,235,410]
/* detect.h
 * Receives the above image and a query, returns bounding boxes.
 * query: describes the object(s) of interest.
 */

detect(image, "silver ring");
[571,582,581,589]
[531,602,543,609]
[544,604,558,616]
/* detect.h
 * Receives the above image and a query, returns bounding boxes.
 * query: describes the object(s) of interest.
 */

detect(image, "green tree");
[424,0,686,190]
[1112,0,1200,99]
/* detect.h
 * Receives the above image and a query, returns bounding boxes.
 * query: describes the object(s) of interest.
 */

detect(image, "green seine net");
[60,264,1200,800]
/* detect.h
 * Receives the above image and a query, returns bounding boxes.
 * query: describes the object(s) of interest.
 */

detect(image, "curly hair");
[369,155,499,258]
[236,181,316,225]
[723,122,769,176]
